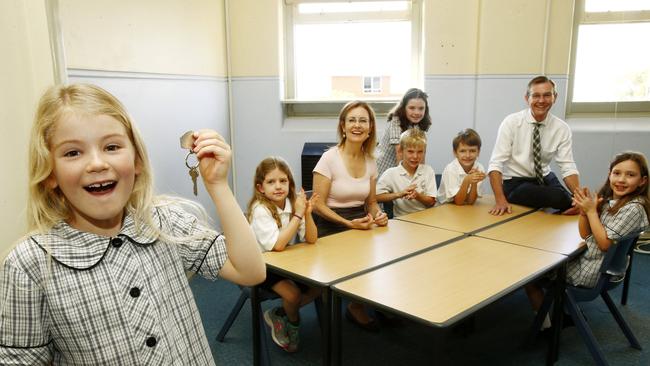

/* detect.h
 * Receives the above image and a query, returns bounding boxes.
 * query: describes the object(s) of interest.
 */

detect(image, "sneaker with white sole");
[264,307,289,349]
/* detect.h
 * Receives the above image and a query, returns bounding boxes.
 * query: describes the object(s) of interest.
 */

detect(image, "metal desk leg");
[547,262,566,365]
[333,293,342,366]
[251,285,261,366]
[321,287,332,366]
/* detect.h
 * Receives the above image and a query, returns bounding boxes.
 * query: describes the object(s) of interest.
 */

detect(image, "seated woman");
[312,100,389,332]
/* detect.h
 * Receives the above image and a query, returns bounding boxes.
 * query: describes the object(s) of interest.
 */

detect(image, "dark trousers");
[503,171,572,211]
[314,205,367,237]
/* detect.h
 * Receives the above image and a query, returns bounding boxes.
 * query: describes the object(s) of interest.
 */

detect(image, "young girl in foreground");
[526,152,649,322]
[248,157,321,353]
[376,88,432,177]
[0,84,265,365]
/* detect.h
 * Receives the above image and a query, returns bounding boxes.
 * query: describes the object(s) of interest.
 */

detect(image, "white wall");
[68,70,230,220]
[0,0,55,262]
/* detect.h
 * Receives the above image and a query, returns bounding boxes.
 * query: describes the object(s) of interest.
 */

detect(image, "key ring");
[185,151,199,169]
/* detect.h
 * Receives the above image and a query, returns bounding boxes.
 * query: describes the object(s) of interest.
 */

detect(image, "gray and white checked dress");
[376,118,404,178]
[567,197,648,288]
[0,204,228,365]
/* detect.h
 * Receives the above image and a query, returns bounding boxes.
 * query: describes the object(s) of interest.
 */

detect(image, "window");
[363,76,382,93]
[283,0,422,117]
[568,0,650,114]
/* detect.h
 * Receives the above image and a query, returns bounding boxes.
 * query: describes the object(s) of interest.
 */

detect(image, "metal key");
[189,167,199,196]
[180,130,200,196]
[180,131,194,149]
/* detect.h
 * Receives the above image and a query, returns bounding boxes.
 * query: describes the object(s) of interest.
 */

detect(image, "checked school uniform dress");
[566,197,648,288]
[0,204,228,365]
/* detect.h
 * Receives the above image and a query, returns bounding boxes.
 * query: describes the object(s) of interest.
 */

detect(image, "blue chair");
[529,230,645,366]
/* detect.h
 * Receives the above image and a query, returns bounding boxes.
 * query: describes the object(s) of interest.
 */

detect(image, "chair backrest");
[599,230,644,279]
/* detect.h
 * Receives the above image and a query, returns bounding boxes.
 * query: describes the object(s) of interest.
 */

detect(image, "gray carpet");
[190,252,650,365]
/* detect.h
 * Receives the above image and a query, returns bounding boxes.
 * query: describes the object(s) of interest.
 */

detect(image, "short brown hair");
[526,75,557,96]
[452,128,482,151]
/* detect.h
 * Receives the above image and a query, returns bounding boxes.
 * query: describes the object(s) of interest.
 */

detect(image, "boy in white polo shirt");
[376,129,437,217]
[437,128,486,205]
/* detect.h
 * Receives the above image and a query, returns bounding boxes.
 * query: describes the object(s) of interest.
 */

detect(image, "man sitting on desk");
[488,75,580,216]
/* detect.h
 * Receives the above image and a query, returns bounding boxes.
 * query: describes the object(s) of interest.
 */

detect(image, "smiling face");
[609,159,648,200]
[525,81,556,122]
[454,142,480,173]
[343,106,371,144]
[48,113,139,235]
[405,98,426,124]
[257,168,290,208]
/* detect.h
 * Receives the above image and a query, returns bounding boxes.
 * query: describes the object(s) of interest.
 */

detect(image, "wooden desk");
[332,236,565,327]
[396,195,536,234]
[475,211,583,256]
[256,219,462,366]
[263,219,462,285]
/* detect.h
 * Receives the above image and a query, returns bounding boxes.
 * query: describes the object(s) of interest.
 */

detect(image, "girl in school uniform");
[526,151,649,326]
[567,151,649,287]
[247,157,321,353]
[312,100,388,332]
[376,88,432,177]
[0,84,265,365]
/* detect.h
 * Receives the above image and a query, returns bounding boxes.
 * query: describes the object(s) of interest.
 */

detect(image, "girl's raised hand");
[193,130,231,186]
[295,189,307,216]
[349,213,374,230]
[306,192,320,215]
[573,187,600,214]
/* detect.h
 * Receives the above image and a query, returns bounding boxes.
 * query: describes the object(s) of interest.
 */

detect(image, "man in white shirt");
[488,76,580,215]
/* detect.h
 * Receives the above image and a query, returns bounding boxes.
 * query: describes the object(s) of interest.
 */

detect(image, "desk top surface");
[263,219,462,285]
[332,236,565,326]
[475,211,583,255]
[396,195,535,233]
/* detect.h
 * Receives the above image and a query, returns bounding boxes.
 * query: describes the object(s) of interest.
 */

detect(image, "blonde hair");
[399,128,427,150]
[336,100,377,158]
[28,83,155,236]
[246,157,297,228]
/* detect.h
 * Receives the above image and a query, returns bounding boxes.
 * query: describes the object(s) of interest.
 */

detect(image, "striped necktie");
[532,122,544,185]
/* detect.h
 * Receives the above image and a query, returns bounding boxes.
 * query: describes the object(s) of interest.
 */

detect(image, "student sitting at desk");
[248,157,321,353]
[526,151,649,330]
[376,128,437,216]
[437,128,486,205]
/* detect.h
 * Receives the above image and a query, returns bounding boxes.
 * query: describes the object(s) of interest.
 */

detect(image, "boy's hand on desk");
[349,214,374,230]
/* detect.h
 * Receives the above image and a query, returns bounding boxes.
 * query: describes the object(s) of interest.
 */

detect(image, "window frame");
[363,76,382,94]
[282,0,423,118]
[567,0,650,116]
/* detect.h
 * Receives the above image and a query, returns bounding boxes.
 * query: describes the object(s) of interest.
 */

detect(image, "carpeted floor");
[190,251,650,365]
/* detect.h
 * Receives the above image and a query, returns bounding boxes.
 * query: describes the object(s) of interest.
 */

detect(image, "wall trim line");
[67,68,227,82]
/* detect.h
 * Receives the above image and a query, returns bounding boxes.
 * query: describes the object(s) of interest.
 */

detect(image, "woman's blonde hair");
[27,83,155,235]
[246,157,297,227]
[337,100,377,158]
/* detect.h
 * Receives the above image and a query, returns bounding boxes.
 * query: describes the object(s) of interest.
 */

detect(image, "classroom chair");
[528,230,644,366]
